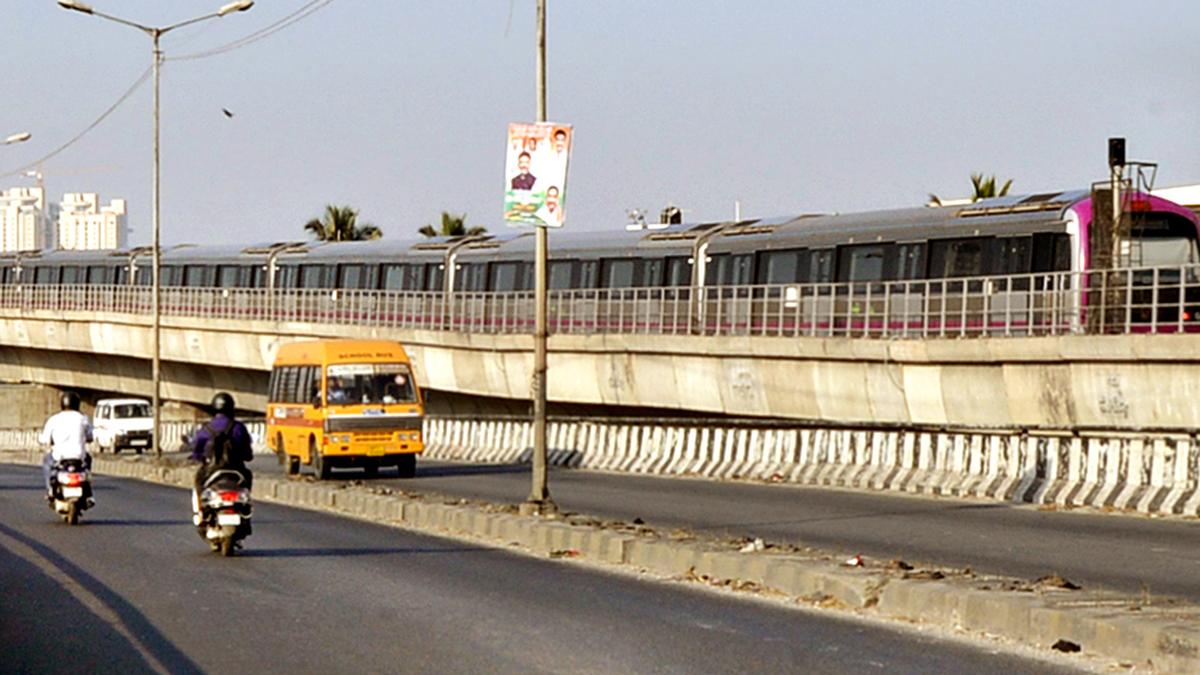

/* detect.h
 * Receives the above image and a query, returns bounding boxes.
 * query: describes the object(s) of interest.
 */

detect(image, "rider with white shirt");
[39,392,93,497]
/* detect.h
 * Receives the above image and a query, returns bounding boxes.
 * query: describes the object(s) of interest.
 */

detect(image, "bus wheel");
[311,438,330,480]
[397,454,416,479]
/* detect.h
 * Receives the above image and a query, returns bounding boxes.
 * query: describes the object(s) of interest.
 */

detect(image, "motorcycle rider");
[39,391,93,500]
[189,392,254,525]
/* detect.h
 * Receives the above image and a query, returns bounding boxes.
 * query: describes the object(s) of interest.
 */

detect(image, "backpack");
[203,422,238,467]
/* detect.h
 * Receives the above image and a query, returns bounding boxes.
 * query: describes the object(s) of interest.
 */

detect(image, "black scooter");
[195,469,253,557]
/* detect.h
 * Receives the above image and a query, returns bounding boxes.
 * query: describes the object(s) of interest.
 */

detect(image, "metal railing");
[1,264,1197,339]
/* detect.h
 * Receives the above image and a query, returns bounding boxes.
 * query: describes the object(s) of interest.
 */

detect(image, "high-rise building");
[57,193,127,250]
[0,186,48,252]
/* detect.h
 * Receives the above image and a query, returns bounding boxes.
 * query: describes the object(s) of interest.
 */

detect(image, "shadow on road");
[414,463,530,478]
[239,545,488,559]
[83,518,190,527]
[0,520,204,674]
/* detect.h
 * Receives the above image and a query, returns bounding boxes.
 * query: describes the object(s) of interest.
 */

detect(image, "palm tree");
[419,211,488,238]
[928,173,1014,206]
[304,205,382,241]
[969,173,1013,201]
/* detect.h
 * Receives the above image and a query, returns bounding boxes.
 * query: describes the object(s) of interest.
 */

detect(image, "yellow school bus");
[267,339,424,479]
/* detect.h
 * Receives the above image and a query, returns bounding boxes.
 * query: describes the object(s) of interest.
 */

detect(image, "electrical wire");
[0,65,153,180]
[0,0,337,177]
[167,0,336,62]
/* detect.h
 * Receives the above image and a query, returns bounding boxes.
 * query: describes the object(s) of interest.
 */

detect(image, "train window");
[276,265,298,289]
[361,265,379,290]
[1031,233,1072,272]
[454,263,487,291]
[161,266,183,286]
[33,266,55,285]
[490,262,521,291]
[1124,216,1200,267]
[116,266,129,285]
[579,261,598,289]
[928,238,987,278]
[549,260,574,289]
[1053,235,1072,271]
[759,249,803,284]
[896,243,925,280]
[704,254,727,286]
[517,262,533,290]
[837,245,887,283]
[642,259,664,287]
[728,254,753,285]
[382,264,406,290]
[183,265,215,287]
[337,264,364,289]
[992,237,1033,275]
[216,265,238,288]
[134,266,151,286]
[602,259,636,288]
[665,257,693,287]
[0,268,8,284]
[86,265,112,285]
[427,264,445,292]
[298,265,330,289]
[805,250,834,283]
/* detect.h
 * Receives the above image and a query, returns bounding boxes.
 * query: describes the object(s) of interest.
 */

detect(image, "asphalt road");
[252,453,1200,602]
[0,464,1077,674]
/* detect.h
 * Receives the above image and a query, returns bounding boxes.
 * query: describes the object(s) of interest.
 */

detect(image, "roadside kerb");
[4,448,1197,672]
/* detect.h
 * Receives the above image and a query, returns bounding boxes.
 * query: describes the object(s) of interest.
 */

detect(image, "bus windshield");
[326,363,417,406]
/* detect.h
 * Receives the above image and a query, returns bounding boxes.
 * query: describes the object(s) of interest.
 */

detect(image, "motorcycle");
[195,469,252,557]
[48,458,94,525]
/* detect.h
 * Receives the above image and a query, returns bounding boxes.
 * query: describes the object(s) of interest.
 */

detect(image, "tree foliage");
[304,205,382,241]
[928,173,1014,206]
[419,211,488,238]
[969,173,1013,201]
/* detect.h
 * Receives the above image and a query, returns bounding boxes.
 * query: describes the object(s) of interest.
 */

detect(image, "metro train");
[2,189,1197,299]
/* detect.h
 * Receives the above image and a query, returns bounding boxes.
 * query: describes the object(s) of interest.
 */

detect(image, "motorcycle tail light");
[217,489,251,504]
[57,472,84,486]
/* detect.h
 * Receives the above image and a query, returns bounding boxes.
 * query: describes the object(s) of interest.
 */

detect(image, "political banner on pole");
[504,122,572,228]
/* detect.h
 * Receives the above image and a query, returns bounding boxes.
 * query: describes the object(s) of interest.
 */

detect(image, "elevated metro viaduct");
[0,303,1197,436]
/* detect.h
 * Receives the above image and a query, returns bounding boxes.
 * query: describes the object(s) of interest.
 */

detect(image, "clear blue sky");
[4,1,1199,246]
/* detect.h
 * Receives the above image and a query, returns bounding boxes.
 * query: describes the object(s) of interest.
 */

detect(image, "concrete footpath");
[7,448,1199,672]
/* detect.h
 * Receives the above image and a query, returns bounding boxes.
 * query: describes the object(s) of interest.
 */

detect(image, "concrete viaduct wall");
[0,306,1196,432]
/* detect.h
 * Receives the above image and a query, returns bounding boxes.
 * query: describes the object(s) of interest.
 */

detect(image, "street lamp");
[60,0,254,455]
[3,131,32,145]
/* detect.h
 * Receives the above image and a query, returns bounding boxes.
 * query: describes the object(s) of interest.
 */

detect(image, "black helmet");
[211,392,235,416]
[60,391,81,411]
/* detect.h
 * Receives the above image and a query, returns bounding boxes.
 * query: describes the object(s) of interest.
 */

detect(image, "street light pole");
[59,0,254,456]
[152,29,162,457]
[521,0,555,516]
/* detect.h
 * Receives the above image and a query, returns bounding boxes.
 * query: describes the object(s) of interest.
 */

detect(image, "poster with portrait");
[504,122,572,228]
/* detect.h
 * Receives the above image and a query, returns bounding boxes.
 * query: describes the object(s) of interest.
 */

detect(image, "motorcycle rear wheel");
[66,502,79,525]
[220,538,235,557]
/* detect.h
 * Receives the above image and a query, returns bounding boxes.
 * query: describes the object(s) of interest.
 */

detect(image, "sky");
[3,0,1200,246]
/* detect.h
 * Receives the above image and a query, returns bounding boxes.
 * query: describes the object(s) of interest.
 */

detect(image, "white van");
[93,398,154,453]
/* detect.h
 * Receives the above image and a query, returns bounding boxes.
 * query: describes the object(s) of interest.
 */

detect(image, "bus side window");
[268,368,281,402]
